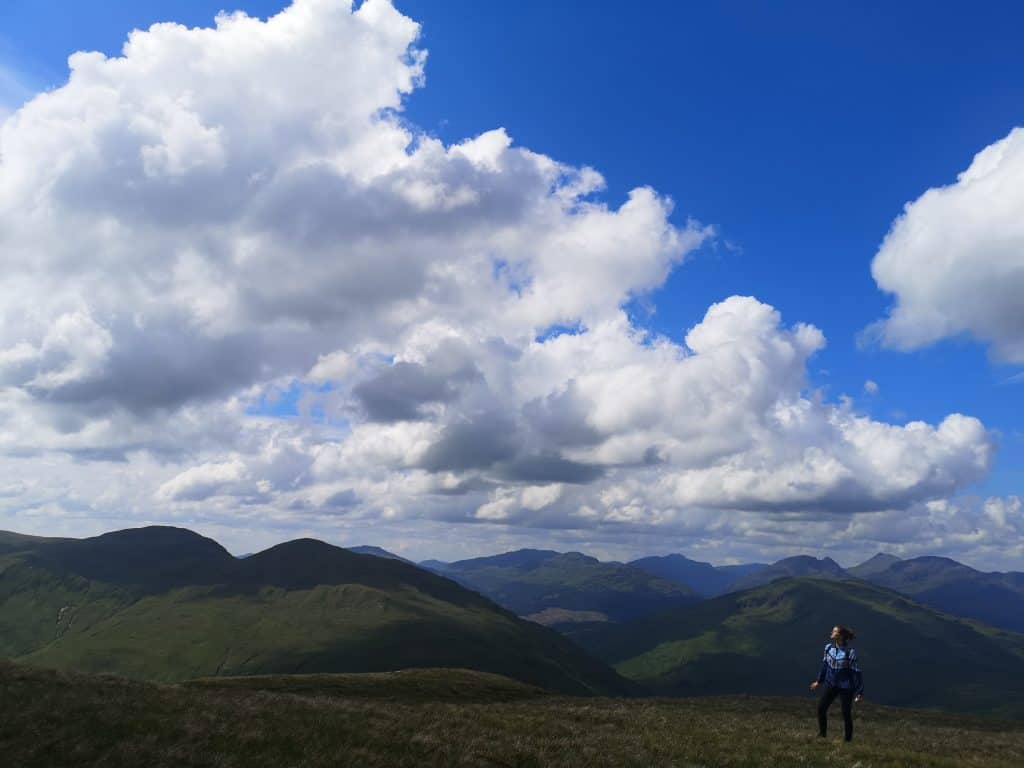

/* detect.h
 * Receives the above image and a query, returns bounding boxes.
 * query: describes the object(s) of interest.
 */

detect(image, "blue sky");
[0,0,1021,563]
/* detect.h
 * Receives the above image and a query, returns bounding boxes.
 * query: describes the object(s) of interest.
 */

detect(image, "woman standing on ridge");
[810,625,864,741]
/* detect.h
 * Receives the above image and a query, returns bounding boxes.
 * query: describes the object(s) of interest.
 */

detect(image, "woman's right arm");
[810,644,828,690]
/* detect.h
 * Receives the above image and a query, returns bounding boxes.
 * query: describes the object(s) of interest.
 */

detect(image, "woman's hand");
[854,694,863,703]
[809,681,820,691]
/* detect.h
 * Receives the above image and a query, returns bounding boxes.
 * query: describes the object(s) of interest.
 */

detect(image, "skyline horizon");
[1,518,1004,574]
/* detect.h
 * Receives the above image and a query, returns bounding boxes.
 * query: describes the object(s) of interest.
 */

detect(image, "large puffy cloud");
[0,0,1007,564]
[90,296,993,544]
[870,126,1024,362]
[0,0,692,423]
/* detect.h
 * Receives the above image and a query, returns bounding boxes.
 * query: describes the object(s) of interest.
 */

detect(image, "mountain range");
[423,548,699,624]
[0,527,629,695]
[417,546,1024,636]
[855,555,1024,634]
[4,525,1024,717]
[626,550,1024,636]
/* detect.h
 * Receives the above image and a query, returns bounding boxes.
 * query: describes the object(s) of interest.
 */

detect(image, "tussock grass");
[3,661,1023,767]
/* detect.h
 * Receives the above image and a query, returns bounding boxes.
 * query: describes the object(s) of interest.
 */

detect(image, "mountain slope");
[628,553,768,597]
[432,548,699,622]
[419,559,449,572]
[0,527,630,695]
[575,577,1024,717]
[0,530,72,556]
[860,556,1024,633]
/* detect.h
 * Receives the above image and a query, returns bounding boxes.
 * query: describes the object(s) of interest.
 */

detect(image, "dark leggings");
[817,685,854,740]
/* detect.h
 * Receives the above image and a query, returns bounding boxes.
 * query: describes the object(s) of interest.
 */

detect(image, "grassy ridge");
[17,580,626,694]
[0,529,630,695]
[3,661,1023,767]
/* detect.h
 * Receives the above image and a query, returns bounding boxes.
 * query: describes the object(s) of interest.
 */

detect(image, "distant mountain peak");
[724,554,850,592]
[554,551,600,566]
[347,545,411,564]
[93,524,226,546]
[448,549,561,571]
[769,555,847,575]
[879,555,980,579]
[665,553,704,564]
[628,553,766,597]
[636,553,709,567]
[776,554,840,566]
[847,552,902,578]
[256,537,337,555]
[509,548,560,556]
[66,525,234,562]
[24,525,235,592]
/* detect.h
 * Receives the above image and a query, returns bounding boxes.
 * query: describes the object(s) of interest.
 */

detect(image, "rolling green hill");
[429,548,699,623]
[572,577,1024,718]
[0,527,630,695]
[4,660,1023,768]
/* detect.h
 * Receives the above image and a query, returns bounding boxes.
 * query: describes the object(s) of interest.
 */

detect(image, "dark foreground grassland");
[3,662,1023,768]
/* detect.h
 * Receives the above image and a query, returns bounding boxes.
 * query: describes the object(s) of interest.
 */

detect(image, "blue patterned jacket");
[816,642,863,694]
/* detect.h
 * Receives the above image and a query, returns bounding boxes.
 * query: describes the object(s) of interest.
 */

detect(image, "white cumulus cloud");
[870,126,1024,362]
[156,459,249,502]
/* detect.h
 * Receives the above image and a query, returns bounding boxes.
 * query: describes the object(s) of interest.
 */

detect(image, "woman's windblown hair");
[836,625,857,643]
